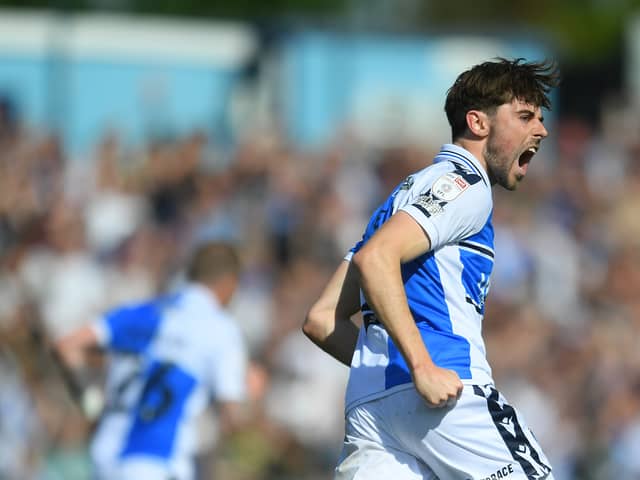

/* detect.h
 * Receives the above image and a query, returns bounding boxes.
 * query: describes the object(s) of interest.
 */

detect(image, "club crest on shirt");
[431,173,469,201]
[399,175,415,190]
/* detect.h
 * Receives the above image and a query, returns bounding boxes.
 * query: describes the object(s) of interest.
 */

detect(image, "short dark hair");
[186,241,240,283]
[444,57,560,140]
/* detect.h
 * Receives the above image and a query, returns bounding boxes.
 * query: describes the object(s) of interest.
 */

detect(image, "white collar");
[436,143,490,186]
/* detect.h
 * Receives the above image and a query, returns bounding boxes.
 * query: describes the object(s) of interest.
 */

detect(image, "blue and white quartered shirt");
[90,283,247,480]
[345,143,495,412]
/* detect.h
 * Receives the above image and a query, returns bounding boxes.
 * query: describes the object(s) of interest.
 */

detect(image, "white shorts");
[335,385,554,480]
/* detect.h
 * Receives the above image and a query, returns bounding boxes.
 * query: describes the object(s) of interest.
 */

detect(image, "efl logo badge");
[431,173,469,201]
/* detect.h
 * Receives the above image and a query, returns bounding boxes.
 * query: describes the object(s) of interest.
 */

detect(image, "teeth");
[528,147,537,154]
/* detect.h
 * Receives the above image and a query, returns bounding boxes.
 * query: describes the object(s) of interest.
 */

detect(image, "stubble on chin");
[484,143,522,191]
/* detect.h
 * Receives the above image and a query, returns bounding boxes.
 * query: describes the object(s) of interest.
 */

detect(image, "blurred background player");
[55,240,249,480]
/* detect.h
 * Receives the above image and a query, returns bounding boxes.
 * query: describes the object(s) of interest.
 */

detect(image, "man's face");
[483,98,548,190]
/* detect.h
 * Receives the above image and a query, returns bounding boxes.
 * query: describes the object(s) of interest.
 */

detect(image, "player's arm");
[351,211,463,407]
[208,322,253,437]
[302,259,361,366]
[54,323,100,369]
[51,323,107,418]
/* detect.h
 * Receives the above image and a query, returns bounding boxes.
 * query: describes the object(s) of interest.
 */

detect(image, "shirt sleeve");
[97,301,163,354]
[209,323,248,402]
[400,172,491,251]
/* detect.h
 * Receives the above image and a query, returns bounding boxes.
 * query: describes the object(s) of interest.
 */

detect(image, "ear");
[466,110,490,137]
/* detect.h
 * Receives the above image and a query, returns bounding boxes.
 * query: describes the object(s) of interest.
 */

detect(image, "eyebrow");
[516,108,544,123]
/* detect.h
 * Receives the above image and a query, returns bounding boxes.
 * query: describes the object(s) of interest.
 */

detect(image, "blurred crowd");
[0,87,640,480]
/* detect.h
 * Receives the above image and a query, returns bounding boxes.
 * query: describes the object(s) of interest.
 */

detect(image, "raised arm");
[303,259,361,366]
[351,211,463,407]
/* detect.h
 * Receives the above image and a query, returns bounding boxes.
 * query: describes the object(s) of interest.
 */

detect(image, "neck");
[201,275,237,307]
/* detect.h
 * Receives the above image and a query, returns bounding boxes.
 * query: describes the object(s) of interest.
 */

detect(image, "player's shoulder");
[408,150,488,190]
[396,152,492,234]
[435,147,491,204]
[434,144,489,184]
[404,158,490,206]
[181,285,242,332]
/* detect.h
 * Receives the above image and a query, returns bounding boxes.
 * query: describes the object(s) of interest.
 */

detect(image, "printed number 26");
[110,361,177,422]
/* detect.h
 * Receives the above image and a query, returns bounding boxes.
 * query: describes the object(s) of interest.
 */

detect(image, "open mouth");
[518,146,537,168]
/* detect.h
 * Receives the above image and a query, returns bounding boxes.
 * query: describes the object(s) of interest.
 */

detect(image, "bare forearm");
[303,315,359,366]
[303,260,361,366]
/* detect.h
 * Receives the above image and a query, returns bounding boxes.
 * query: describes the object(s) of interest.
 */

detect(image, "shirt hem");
[344,373,494,414]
